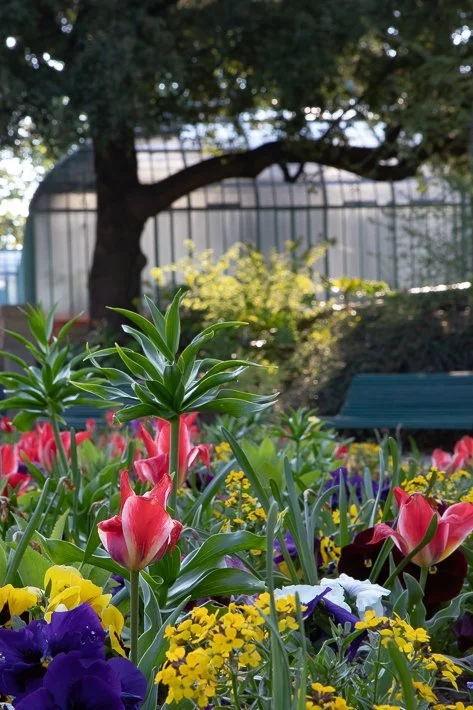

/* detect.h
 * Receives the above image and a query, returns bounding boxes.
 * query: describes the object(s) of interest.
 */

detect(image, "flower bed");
[0,300,472,709]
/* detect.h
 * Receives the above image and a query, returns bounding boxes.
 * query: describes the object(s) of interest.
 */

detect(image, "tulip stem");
[169,417,180,512]
[130,570,140,666]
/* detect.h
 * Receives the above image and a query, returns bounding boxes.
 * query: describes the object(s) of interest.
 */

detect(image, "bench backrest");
[341,373,473,416]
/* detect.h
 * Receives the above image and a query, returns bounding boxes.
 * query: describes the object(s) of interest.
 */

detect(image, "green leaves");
[77,289,278,422]
[0,305,104,429]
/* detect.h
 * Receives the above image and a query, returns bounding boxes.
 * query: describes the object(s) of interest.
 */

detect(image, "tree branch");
[130,138,424,221]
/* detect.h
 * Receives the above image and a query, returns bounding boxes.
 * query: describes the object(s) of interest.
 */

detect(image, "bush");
[304,285,473,415]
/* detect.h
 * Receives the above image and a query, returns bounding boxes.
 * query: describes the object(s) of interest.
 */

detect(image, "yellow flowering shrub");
[305,682,351,709]
[215,470,267,534]
[156,595,301,707]
[355,611,463,692]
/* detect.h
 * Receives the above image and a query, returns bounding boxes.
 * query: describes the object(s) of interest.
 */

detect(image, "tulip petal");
[119,471,134,512]
[393,486,410,509]
[437,502,473,562]
[146,467,173,508]
[197,444,211,469]
[139,425,159,458]
[135,454,169,487]
[369,523,410,556]
[98,516,131,569]
[121,496,174,570]
[397,492,438,550]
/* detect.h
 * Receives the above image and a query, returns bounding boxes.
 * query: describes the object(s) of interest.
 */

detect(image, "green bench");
[64,405,110,430]
[322,373,473,430]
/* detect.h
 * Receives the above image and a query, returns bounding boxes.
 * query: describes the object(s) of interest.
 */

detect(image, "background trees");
[1,0,472,327]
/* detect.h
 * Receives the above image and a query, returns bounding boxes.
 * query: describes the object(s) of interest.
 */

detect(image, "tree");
[0,0,472,328]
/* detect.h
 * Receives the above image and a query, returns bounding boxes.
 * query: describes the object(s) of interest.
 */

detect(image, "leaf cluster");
[76,290,278,423]
[0,305,102,430]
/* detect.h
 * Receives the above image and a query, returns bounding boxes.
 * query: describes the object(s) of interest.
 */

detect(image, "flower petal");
[121,496,174,570]
[369,523,410,556]
[119,471,134,512]
[135,455,169,489]
[98,516,131,569]
[437,502,473,562]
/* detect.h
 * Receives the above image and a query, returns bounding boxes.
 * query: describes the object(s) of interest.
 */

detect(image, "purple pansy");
[0,603,105,699]
[326,467,390,507]
[16,652,146,710]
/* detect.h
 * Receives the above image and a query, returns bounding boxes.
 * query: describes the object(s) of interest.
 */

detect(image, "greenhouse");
[23,131,473,317]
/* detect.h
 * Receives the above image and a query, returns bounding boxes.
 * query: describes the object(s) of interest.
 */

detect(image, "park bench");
[322,373,473,430]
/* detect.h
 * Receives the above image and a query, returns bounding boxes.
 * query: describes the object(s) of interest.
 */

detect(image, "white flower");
[273,583,351,611]
[274,574,390,619]
[334,574,390,617]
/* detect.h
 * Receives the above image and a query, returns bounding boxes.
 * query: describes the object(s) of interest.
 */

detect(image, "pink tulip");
[98,470,183,571]
[137,414,210,486]
[370,487,473,566]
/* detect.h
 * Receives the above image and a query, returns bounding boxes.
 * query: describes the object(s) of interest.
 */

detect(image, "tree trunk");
[89,133,147,332]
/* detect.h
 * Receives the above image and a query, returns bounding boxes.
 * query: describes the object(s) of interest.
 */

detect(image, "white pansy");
[274,574,390,619]
[334,573,390,617]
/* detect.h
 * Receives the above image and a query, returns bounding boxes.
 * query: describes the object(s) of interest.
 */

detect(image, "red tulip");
[370,487,473,567]
[38,423,90,472]
[98,470,183,571]
[432,448,465,473]
[335,444,348,460]
[0,444,30,495]
[455,435,473,464]
[138,414,210,486]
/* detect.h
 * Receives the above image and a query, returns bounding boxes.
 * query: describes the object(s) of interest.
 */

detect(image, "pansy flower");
[15,652,146,710]
[0,603,105,699]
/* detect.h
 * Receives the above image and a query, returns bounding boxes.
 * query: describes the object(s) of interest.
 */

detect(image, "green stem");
[50,412,69,475]
[5,478,52,584]
[130,569,140,666]
[169,417,180,512]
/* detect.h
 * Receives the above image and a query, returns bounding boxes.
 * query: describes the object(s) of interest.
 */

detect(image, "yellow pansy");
[102,604,126,657]
[0,584,39,623]
[45,565,111,619]
[44,565,125,655]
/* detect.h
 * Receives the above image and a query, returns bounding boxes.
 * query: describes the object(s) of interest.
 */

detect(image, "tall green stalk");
[169,417,180,512]
[50,412,69,475]
[130,570,140,666]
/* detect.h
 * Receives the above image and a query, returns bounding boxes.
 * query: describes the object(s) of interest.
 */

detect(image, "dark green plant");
[0,305,103,469]
[75,290,278,507]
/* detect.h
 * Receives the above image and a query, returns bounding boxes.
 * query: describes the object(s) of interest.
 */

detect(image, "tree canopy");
[1,0,472,322]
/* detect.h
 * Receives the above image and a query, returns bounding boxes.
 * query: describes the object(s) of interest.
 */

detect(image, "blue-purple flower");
[0,603,105,699]
[16,652,146,709]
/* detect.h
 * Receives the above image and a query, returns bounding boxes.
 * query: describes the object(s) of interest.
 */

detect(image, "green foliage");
[75,289,277,422]
[0,304,103,430]
[1,0,471,175]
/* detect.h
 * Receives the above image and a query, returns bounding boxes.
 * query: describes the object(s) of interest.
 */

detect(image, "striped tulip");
[370,487,473,567]
[98,470,182,571]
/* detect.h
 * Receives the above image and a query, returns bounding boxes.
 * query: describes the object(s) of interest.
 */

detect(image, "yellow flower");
[0,584,39,623]
[45,565,111,618]
[306,682,351,709]
[101,604,126,657]
[355,610,388,630]
[412,681,437,703]
[44,566,124,654]
[214,442,232,461]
